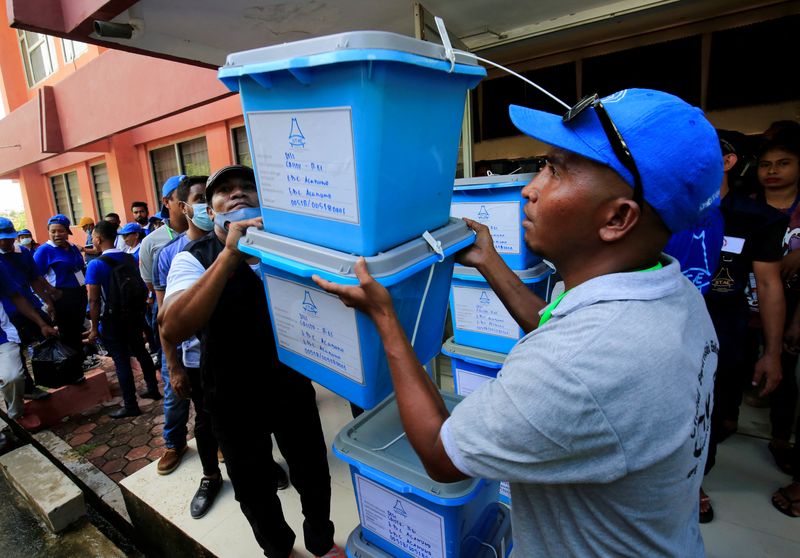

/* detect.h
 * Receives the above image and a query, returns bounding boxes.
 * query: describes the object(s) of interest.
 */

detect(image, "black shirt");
[706,191,787,315]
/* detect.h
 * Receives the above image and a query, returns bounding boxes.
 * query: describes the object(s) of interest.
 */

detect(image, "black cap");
[205,165,256,200]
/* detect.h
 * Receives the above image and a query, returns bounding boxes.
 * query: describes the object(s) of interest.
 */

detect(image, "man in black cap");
[160,165,341,558]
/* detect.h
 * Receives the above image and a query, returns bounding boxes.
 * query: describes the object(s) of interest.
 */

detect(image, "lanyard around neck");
[537,262,663,327]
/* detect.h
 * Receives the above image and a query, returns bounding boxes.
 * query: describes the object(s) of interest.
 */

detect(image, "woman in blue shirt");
[33,214,87,365]
[120,222,144,265]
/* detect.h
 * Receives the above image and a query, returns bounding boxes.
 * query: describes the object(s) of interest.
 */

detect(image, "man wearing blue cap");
[316,89,722,556]
[0,217,57,400]
[138,175,190,474]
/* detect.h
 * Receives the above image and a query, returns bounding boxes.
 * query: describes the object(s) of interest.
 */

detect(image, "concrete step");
[0,444,86,533]
[119,386,361,557]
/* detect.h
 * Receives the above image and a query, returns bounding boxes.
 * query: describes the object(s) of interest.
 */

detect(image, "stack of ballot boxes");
[334,392,512,558]
[446,173,559,506]
[220,30,485,408]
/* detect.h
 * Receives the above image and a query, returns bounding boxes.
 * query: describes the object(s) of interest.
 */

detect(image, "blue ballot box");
[334,392,503,558]
[238,219,474,409]
[451,173,542,270]
[440,336,506,397]
[219,31,485,255]
[449,263,554,353]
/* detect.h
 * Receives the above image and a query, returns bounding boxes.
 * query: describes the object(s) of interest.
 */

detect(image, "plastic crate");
[449,263,553,353]
[239,219,474,409]
[440,336,506,397]
[451,173,541,269]
[334,391,502,558]
[219,31,485,255]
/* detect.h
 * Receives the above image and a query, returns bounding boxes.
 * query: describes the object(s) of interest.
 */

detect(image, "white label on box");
[452,285,520,339]
[450,201,521,254]
[265,275,364,383]
[248,107,359,224]
[356,474,445,558]
[455,368,492,396]
[499,481,511,501]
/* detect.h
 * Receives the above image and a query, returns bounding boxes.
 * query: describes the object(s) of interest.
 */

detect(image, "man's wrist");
[220,246,245,267]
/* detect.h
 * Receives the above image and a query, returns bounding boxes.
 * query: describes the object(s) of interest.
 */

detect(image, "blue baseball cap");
[509,89,722,232]
[47,214,73,233]
[17,228,32,237]
[119,222,143,235]
[0,217,17,239]
[162,175,186,200]
[159,175,186,221]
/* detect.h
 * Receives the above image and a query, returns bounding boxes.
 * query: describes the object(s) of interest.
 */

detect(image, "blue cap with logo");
[119,222,143,235]
[0,217,17,239]
[159,175,186,221]
[509,88,722,232]
[47,214,73,233]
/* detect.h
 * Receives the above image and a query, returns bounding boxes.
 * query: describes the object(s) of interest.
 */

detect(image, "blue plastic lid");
[239,218,475,286]
[333,391,490,506]
[453,173,534,191]
[453,261,551,283]
[441,336,507,368]
[219,31,485,91]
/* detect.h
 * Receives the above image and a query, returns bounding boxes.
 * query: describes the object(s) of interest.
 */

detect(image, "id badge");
[74,270,86,286]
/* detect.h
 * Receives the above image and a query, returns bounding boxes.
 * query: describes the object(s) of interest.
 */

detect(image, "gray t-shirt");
[138,223,176,286]
[441,256,717,557]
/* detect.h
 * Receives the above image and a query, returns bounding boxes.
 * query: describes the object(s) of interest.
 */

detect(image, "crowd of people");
[1,89,799,557]
[1,171,344,558]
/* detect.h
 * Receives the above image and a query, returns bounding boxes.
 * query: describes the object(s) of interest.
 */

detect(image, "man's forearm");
[11,293,48,329]
[476,251,547,333]
[160,249,241,345]
[759,281,786,357]
[373,312,465,481]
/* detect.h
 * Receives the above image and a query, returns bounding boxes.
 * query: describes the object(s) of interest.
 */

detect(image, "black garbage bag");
[31,338,84,388]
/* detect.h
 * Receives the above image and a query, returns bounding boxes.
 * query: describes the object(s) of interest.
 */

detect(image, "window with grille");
[62,39,88,63]
[149,137,211,199]
[50,171,81,223]
[232,127,252,168]
[17,30,58,87]
[91,164,114,218]
[178,137,211,176]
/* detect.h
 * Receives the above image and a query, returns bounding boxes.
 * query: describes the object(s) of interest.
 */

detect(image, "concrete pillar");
[105,131,149,223]
[18,166,55,243]
[206,121,233,173]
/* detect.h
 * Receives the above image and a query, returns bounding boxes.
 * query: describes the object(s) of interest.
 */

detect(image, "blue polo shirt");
[0,264,21,345]
[34,241,85,288]
[0,245,42,315]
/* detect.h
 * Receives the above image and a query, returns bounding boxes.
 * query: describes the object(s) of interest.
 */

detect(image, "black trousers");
[210,369,334,558]
[53,287,88,358]
[705,304,749,474]
[186,367,220,477]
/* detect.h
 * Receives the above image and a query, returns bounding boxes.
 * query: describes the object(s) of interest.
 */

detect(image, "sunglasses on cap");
[563,94,644,208]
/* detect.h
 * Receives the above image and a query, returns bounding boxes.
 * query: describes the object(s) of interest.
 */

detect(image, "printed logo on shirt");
[688,340,718,479]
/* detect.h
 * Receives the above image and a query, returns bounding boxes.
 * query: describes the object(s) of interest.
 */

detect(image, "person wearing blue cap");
[316,89,723,556]
[119,222,144,264]
[0,217,58,400]
[137,174,190,474]
[33,214,88,371]
[0,260,58,428]
[15,228,38,251]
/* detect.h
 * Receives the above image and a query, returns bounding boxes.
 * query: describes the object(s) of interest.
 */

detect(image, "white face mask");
[19,237,32,247]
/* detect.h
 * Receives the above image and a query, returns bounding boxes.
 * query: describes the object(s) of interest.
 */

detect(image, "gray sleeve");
[138,236,155,284]
[441,331,627,485]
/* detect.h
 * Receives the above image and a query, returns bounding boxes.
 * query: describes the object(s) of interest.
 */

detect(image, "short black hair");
[131,201,149,211]
[94,220,118,242]
[176,176,209,203]
[104,212,120,221]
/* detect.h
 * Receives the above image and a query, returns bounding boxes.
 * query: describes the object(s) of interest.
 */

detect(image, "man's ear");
[598,198,641,242]
[723,153,738,172]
